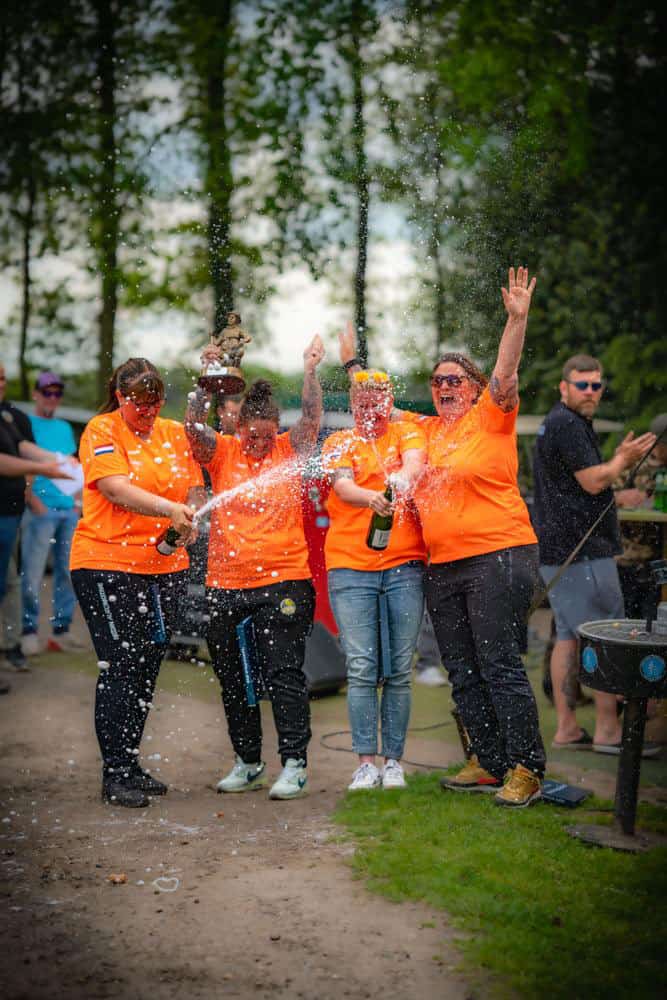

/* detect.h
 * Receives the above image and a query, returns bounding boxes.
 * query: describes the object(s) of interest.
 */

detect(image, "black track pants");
[425,545,546,779]
[72,568,186,775]
[206,579,315,766]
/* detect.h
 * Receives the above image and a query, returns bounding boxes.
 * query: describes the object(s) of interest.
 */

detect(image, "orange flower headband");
[352,370,392,388]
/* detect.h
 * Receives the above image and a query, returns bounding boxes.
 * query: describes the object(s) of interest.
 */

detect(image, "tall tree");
[0,0,79,395]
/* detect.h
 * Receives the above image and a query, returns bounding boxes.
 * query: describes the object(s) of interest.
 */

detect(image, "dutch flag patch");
[94,444,114,456]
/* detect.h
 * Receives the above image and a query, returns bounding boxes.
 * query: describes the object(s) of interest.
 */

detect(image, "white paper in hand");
[54,457,84,497]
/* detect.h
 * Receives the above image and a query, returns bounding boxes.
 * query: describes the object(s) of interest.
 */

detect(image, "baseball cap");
[649,413,667,438]
[35,371,64,391]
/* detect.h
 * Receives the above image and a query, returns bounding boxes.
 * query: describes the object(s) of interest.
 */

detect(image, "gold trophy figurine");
[199,311,252,394]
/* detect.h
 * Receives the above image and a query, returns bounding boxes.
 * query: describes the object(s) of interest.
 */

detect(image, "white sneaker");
[216,756,267,793]
[47,632,88,653]
[415,666,449,687]
[348,762,382,791]
[382,759,406,789]
[269,758,308,799]
[21,634,42,657]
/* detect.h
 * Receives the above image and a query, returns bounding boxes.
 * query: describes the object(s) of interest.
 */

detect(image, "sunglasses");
[430,374,467,388]
[567,379,603,392]
[40,388,63,398]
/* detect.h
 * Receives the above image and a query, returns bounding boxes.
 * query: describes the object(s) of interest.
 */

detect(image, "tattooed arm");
[290,335,325,457]
[490,266,537,412]
[184,386,218,465]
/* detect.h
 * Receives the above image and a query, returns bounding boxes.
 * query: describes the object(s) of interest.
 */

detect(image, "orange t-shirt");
[321,422,427,572]
[205,432,311,590]
[405,388,536,564]
[70,411,203,575]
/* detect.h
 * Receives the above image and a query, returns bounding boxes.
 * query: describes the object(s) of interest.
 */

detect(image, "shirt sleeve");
[80,418,130,488]
[397,422,426,453]
[321,431,354,474]
[14,408,35,442]
[477,387,518,434]
[550,417,600,474]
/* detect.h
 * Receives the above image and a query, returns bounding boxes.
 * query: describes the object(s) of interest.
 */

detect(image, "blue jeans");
[0,515,21,604]
[21,507,79,635]
[328,562,424,759]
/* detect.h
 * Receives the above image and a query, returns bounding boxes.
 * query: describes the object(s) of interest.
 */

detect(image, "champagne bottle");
[156,525,182,556]
[366,485,394,551]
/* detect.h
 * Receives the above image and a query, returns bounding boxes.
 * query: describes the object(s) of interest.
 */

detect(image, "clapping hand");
[501,267,537,320]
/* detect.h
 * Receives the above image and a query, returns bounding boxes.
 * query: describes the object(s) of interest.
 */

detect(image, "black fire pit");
[568,618,667,852]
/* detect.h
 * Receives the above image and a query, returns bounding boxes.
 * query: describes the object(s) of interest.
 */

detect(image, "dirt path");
[0,665,473,1000]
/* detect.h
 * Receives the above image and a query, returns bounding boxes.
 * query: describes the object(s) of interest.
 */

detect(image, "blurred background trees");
[0,0,664,423]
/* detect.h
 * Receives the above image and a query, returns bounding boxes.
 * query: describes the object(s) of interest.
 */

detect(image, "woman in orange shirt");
[340,268,546,807]
[184,337,324,800]
[70,358,203,808]
[321,371,426,791]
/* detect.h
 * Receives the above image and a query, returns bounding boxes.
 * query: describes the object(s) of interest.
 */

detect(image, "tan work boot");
[440,755,503,793]
[494,763,541,808]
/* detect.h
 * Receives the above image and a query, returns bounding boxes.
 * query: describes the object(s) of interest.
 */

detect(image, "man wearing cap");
[21,372,85,656]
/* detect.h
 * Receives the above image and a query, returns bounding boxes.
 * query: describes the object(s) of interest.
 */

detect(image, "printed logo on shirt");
[94,444,115,456]
[279,598,296,617]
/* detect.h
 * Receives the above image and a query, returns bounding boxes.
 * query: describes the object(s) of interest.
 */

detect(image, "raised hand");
[615,431,657,470]
[501,266,537,320]
[303,334,325,371]
[338,320,356,365]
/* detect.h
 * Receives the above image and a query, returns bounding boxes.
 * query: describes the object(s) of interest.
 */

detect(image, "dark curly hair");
[99,358,164,413]
[239,378,280,426]
[431,352,488,400]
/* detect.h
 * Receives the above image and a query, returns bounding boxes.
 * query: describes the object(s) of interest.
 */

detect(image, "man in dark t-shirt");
[0,364,72,689]
[532,354,656,755]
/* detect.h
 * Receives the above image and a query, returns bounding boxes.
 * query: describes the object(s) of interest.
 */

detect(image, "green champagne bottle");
[366,485,394,551]
[156,525,182,556]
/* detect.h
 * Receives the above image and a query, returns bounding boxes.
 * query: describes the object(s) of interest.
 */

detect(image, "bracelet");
[343,358,360,372]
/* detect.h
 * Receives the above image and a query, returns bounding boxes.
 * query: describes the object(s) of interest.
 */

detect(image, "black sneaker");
[5,645,30,672]
[0,678,10,695]
[128,765,168,796]
[102,777,149,808]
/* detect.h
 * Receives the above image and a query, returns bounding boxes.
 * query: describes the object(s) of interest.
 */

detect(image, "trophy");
[199,311,252,395]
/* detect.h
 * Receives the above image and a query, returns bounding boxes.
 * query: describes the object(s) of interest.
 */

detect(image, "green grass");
[335,773,667,1000]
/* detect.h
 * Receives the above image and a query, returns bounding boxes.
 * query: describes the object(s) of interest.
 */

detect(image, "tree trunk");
[350,3,369,367]
[425,82,446,362]
[204,0,234,334]
[18,170,36,399]
[15,32,35,399]
[94,0,119,402]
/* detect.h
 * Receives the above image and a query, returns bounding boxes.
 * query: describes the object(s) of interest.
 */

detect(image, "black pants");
[206,579,315,766]
[72,568,185,776]
[425,544,546,779]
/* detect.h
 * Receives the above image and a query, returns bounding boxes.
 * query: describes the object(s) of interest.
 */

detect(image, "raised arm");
[184,377,219,466]
[489,266,537,412]
[290,335,325,457]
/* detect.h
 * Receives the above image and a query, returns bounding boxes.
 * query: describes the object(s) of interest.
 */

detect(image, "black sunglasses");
[567,379,603,392]
[40,388,64,398]
[430,374,467,388]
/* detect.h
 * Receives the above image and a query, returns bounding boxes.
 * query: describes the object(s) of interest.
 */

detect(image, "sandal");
[592,741,661,758]
[551,728,593,751]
